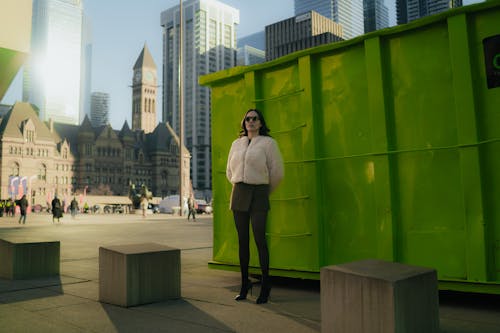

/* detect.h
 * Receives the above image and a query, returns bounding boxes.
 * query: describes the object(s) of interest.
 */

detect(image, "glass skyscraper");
[294,0,364,39]
[396,0,463,24]
[23,0,84,125]
[90,92,109,127]
[160,0,239,192]
[364,0,389,33]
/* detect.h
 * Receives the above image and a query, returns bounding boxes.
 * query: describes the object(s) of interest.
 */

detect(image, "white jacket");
[226,135,284,192]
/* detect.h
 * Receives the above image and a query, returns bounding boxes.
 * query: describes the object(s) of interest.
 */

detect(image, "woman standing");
[226,108,284,304]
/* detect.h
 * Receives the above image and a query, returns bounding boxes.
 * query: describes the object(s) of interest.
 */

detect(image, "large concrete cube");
[99,243,181,307]
[321,259,439,333]
[0,239,60,279]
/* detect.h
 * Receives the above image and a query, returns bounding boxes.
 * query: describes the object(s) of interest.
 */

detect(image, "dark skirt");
[230,183,270,212]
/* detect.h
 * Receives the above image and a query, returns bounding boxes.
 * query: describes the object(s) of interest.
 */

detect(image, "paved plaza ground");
[0,212,499,332]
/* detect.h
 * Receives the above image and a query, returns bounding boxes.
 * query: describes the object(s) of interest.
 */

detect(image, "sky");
[2,0,297,128]
[1,0,480,128]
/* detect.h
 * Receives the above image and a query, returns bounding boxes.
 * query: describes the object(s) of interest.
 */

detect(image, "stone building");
[0,101,189,206]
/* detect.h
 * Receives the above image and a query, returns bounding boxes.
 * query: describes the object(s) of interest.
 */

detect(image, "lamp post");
[178,0,184,216]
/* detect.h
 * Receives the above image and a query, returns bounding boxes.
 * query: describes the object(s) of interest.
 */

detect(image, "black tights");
[233,210,269,282]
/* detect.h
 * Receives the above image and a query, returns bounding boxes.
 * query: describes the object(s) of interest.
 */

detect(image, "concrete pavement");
[0,212,499,332]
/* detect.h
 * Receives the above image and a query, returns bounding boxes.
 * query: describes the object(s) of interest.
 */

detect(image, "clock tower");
[132,44,157,133]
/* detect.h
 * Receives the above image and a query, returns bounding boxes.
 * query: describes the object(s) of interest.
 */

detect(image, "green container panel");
[201,1,500,293]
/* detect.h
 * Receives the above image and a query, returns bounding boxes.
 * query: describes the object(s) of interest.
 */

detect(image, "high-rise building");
[237,45,265,66]
[160,0,239,192]
[266,11,343,61]
[23,0,83,125]
[90,92,109,127]
[238,31,265,50]
[80,13,92,123]
[364,0,389,33]
[396,0,462,24]
[237,31,265,66]
[132,44,158,134]
[294,0,364,39]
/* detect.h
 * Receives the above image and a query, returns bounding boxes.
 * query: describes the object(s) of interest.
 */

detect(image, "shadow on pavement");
[102,298,235,332]
[0,276,63,303]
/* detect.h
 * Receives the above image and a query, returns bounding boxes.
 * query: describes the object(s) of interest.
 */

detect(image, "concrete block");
[321,259,439,333]
[0,239,60,279]
[99,243,180,307]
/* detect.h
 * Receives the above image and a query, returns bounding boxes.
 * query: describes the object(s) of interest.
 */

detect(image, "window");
[10,162,20,176]
[85,144,92,156]
[38,164,47,181]
[27,130,35,143]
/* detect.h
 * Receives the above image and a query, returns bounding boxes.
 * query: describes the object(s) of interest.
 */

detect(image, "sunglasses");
[245,116,259,122]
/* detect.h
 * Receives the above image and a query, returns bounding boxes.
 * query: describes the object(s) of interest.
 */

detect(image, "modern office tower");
[90,92,109,127]
[80,13,92,123]
[132,44,157,134]
[266,11,343,61]
[364,0,389,33]
[23,0,83,125]
[237,45,265,66]
[238,31,265,50]
[160,0,239,192]
[294,0,364,39]
[397,0,463,24]
[237,31,265,66]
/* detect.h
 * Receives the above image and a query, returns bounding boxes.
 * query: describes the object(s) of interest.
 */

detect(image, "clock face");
[144,70,154,83]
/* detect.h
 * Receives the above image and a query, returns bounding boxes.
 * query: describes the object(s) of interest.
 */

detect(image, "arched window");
[161,171,168,185]
[10,162,20,176]
[38,164,47,181]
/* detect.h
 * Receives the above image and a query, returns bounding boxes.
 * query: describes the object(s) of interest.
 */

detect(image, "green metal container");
[200,1,500,294]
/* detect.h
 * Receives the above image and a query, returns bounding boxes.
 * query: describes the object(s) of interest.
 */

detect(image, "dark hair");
[239,108,271,137]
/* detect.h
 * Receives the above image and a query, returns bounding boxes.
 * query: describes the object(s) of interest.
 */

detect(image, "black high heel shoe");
[235,280,252,301]
[256,284,271,304]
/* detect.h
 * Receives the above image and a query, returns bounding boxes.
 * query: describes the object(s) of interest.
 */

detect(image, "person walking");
[187,194,197,221]
[16,195,29,224]
[140,196,148,218]
[70,197,79,218]
[226,108,284,304]
[51,195,63,223]
[5,199,13,217]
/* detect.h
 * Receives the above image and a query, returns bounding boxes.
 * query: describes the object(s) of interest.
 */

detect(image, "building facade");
[294,0,364,39]
[160,0,239,192]
[237,31,266,65]
[23,0,84,125]
[132,44,157,134]
[80,13,92,124]
[364,0,390,33]
[90,92,109,127]
[266,11,343,61]
[396,0,463,24]
[0,102,188,206]
[237,45,265,66]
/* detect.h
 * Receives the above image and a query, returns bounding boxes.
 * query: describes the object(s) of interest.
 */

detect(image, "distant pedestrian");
[6,199,13,217]
[140,196,148,218]
[70,197,79,218]
[187,195,197,221]
[51,195,63,223]
[16,195,29,224]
